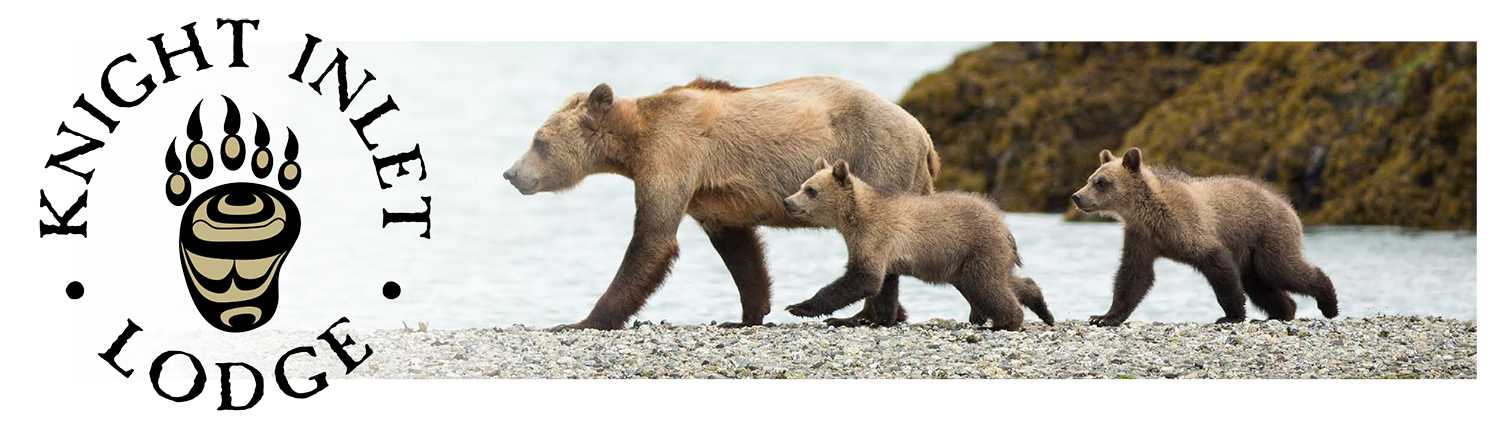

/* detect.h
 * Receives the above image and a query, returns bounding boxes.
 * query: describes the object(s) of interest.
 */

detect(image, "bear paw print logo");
[164,96,302,333]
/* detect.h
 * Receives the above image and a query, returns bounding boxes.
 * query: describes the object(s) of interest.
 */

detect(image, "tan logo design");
[165,97,302,332]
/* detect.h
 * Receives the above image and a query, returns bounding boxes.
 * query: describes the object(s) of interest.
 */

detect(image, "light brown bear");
[1071,147,1339,326]
[782,159,1054,331]
[502,77,940,330]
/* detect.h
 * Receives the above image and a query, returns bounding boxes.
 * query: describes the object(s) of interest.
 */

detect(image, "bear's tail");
[923,147,941,194]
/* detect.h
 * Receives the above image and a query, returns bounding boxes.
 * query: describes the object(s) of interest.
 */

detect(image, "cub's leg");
[786,260,885,318]
[825,299,874,327]
[868,275,905,326]
[956,267,1024,332]
[826,275,905,327]
[1192,249,1247,324]
[967,298,987,326]
[703,225,772,327]
[1240,260,1296,321]
[1011,276,1055,326]
[1257,247,1339,319]
[1090,231,1156,327]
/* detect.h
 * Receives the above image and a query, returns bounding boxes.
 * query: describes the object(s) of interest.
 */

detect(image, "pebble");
[133,315,1476,379]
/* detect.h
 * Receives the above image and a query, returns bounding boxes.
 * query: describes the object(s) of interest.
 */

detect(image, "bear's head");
[784,158,859,228]
[1072,147,1155,219]
[504,83,637,195]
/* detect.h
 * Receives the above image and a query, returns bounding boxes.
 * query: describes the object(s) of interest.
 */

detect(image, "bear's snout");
[1071,193,1082,206]
[783,197,804,217]
[503,167,540,194]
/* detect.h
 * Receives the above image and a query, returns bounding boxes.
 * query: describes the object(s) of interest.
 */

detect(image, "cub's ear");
[1123,147,1142,173]
[814,157,829,171]
[1099,149,1115,165]
[588,83,614,110]
[831,159,850,184]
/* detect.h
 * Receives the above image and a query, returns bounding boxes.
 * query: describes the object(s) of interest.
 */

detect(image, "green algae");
[900,42,1475,230]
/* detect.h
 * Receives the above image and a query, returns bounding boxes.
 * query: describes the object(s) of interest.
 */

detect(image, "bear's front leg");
[1193,249,1247,324]
[703,225,773,328]
[553,182,689,331]
[825,274,905,327]
[1090,234,1156,327]
[787,261,885,318]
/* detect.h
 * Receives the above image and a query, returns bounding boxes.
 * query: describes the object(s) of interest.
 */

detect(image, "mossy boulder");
[901,42,1475,230]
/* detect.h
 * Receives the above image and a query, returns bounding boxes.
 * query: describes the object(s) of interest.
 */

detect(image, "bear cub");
[782,158,1053,331]
[1072,147,1339,326]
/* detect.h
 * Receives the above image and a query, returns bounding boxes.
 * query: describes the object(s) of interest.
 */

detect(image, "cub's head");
[504,83,636,195]
[784,158,858,228]
[1072,147,1151,218]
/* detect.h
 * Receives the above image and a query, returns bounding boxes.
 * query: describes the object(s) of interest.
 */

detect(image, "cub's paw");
[1214,316,1246,325]
[717,321,762,329]
[1088,314,1125,327]
[866,312,904,327]
[824,316,868,327]
[1317,298,1339,319]
[546,320,619,332]
[785,302,830,318]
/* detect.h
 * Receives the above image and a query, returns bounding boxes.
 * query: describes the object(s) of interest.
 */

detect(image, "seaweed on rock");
[900,42,1475,230]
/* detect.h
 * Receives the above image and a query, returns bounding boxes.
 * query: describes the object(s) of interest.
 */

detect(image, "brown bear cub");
[782,159,1054,331]
[1071,148,1339,326]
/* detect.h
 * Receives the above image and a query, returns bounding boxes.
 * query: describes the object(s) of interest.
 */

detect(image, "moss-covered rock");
[900,42,1475,230]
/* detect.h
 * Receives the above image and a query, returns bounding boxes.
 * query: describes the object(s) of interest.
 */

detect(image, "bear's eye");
[805,187,818,199]
[1094,178,1110,190]
[532,138,549,153]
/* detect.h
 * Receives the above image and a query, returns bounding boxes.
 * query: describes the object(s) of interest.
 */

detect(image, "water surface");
[265,43,1477,329]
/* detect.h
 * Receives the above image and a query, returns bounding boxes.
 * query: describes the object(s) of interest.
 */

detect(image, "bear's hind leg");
[1011,276,1055,326]
[1242,268,1296,321]
[966,297,987,326]
[1192,249,1247,324]
[956,270,1024,332]
[704,225,773,327]
[1257,251,1339,319]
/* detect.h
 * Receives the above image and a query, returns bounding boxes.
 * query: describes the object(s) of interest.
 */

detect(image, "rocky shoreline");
[189,316,1477,380]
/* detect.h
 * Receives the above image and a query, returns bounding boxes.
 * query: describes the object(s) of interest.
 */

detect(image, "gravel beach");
[149,316,1475,380]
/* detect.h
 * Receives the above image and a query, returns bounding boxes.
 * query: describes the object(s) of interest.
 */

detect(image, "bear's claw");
[1088,314,1125,327]
[824,317,867,327]
[546,320,620,332]
[785,303,828,318]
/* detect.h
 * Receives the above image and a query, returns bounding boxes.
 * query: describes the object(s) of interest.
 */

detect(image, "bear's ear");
[1123,147,1142,173]
[814,158,829,171]
[831,159,850,185]
[588,83,614,110]
[1099,149,1115,165]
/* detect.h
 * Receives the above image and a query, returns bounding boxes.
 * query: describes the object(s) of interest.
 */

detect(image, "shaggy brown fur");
[782,159,1053,331]
[672,76,748,93]
[1072,147,1339,326]
[503,77,940,330]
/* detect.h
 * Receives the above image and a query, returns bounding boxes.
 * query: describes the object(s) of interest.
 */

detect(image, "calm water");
[190,42,1475,330]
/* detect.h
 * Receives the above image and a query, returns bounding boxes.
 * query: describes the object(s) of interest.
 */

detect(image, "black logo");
[41,19,434,410]
[168,98,303,332]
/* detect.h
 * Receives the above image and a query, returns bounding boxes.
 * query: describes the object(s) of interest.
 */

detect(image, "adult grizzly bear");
[502,77,940,330]
[1070,147,1339,326]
